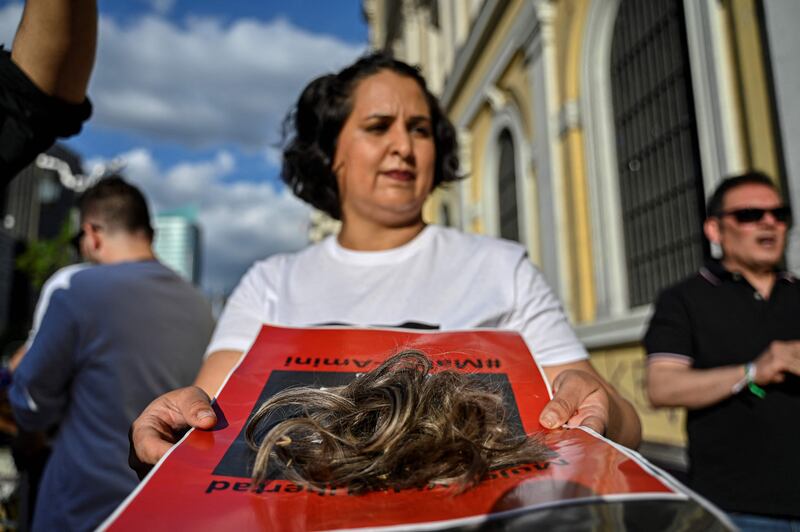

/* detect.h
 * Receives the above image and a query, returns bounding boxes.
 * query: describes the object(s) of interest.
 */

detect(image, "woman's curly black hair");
[281,52,462,220]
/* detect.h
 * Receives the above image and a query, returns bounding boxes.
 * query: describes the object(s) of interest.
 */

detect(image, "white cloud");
[87,149,311,293]
[0,4,352,291]
[145,0,176,16]
[0,4,364,151]
[90,12,365,150]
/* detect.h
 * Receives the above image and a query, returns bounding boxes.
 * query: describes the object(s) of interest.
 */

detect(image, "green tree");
[16,219,77,290]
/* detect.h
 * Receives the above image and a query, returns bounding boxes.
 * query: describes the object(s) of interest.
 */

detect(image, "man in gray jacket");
[10,176,215,531]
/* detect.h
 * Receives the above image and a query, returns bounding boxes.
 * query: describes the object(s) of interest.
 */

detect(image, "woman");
[131,54,640,468]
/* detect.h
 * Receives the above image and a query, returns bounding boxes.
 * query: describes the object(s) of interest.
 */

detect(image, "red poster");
[103,326,730,531]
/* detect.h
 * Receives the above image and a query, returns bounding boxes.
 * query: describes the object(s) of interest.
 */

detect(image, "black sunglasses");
[718,206,792,224]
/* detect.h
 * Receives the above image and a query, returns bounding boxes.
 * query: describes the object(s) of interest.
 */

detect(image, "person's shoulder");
[31,263,92,322]
[42,263,93,291]
[428,225,526,259]
[252,242,319,270]
[37,263,97,301]
[652,269,708,308]
[237,242,320,285]
[72,261,182,294]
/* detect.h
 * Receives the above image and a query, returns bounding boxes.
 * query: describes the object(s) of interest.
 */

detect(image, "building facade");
[364,0,798,468]
[153,209,202,285]
[0,144,82,347]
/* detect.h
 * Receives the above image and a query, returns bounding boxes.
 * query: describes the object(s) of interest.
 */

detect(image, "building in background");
[364,0,799,471]
[0,144,82,349]
[153,207,202,285]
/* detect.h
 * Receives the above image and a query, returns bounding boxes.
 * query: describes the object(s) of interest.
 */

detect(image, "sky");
[0,0,369,294]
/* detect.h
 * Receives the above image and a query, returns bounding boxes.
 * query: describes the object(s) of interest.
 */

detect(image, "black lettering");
[323,358,348,366]
[284,356,292,367]
[455,359,482,369]
[256,482,282,494]
[233,482,250,492]
[284,483,303,493]
[353,360,372,369]
[206,480,230,494]
[294,357,312,366]
[315,485,338,496]
[534,462,550,471]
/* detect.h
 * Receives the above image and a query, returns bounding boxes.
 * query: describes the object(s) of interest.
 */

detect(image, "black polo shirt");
[0,48,91,185]
[644,260,800,518]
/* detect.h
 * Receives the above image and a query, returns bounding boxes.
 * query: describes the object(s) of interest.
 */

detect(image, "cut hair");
[78,175,154,241]
[706,171,779,218]
[245,350,551,494]
[280,52,462,220]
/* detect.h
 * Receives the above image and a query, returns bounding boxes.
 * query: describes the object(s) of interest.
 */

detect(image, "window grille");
[498,129,519,242]
[610,0,708,307]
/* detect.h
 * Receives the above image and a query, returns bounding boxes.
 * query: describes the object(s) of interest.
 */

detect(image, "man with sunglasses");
[645,171,800,530]
[8,176,215,531]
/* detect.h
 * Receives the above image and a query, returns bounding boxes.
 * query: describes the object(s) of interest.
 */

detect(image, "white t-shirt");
[207,225,588,367]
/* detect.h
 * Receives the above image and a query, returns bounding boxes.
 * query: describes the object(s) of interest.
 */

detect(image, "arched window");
[497,129,519,242]
[610,0,708,307]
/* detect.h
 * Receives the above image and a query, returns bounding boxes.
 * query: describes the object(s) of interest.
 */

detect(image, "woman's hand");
[129,386,217,478]
[540,360,642,449]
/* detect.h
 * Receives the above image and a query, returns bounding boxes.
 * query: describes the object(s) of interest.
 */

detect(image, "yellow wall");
[414,0,692,450]
[725,0,782,181]
[467,106,493,235]
[552,0,597,323]
[590,346,687,446]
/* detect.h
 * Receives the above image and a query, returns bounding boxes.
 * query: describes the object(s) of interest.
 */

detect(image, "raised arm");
[647,359,745,409]
[11,0,97,103]
[648,340,800,409]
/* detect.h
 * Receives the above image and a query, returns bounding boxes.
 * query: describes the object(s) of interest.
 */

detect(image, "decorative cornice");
[441,0,509,110]
[558,99,582,137]
[484,85,508,112]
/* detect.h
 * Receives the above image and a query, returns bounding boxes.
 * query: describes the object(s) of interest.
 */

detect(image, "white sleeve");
[504,256,589,367]
[204,261,275,357]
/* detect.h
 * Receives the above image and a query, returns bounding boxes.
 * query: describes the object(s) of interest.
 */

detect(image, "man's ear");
[704,217,721,244]
[84,223,102,252]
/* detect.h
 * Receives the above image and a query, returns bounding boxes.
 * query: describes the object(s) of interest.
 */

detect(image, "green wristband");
[745,362,766,399]
[748,381,766,399]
